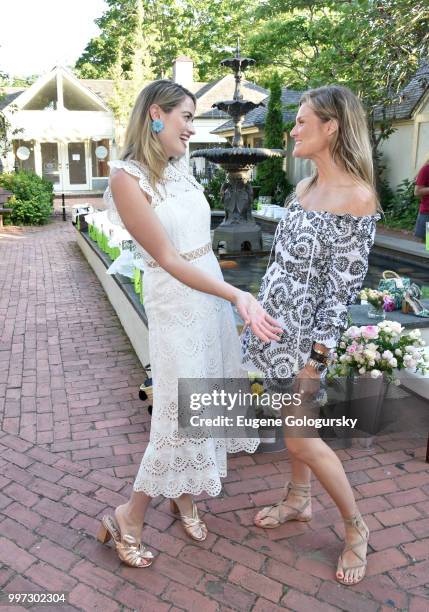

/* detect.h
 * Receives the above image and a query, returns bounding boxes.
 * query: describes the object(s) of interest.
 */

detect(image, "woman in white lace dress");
[96,80,282,568]
[242,86,380,586]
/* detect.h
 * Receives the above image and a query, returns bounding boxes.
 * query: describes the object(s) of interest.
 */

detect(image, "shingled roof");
[212,86,303,134]
[373,62,429,122]
[0,89,25,111]
[193,75,268,118]
[80,79,207,104]
[1,74,265,120]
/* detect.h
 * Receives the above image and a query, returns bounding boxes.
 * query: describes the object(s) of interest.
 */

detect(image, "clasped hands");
[236,290,322,402]
[235,290,282,343]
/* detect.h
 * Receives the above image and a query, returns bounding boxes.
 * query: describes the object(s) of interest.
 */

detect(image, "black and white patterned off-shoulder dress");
[241,194,380,379]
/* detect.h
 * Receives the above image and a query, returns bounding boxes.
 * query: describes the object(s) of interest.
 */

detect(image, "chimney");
[172,56,194,88]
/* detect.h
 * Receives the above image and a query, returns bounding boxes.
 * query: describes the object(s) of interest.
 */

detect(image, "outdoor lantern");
[95,145,108,160]
[16,146,31,161]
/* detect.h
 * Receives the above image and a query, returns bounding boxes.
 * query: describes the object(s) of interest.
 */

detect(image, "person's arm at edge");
[414,165,429,197]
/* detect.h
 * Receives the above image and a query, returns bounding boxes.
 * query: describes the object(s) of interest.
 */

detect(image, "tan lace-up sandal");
[254,481,312,528]
[170,499,208,541]
[336,511,369,586]
[97,515,154,568]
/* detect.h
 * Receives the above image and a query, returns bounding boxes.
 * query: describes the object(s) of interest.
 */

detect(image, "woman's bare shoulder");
[345,184,377,216]
[295,177,313,197]
[109,167,153,204]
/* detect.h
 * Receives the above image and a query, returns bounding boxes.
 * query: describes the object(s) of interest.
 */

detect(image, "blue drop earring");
[151,119,164,133]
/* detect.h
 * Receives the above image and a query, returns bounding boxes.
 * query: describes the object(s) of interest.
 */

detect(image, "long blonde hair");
[299,85,379,208]
[121,79,196,191]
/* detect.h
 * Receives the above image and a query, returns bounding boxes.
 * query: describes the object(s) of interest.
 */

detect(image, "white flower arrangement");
[328,322,429,383]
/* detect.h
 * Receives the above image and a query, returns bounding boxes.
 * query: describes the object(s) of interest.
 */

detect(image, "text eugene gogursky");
[187,389,358,430]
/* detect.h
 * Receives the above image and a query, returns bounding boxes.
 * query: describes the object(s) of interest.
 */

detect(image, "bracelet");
[310,349,329,365]
[312,343,329,357]
[306,358,327,373]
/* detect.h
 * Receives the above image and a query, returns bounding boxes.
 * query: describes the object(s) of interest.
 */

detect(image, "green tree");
[108,0,155,130]
[256,72,291,201]
[0,71,10,159]
[248,0,342,87]
[249,0,428,190]
[0,70,22,161]
[10,75,38,87]
[174,0,260,81]
[75,0,259,81]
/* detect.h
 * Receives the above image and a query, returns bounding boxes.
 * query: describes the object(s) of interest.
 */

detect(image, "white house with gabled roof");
[1,66,115,192]
[0,58,268,192]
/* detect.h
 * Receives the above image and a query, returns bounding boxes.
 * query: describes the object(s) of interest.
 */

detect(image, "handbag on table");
[378,270,413,310]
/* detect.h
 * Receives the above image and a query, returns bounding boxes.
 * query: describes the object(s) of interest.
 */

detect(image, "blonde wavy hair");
[121,79,196,191]
[299,85,380,209]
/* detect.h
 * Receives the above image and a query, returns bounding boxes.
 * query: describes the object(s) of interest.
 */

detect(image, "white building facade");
[2,67,115,192]
[1,58,268,193]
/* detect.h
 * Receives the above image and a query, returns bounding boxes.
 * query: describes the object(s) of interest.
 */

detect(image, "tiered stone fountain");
[191,42,285,253]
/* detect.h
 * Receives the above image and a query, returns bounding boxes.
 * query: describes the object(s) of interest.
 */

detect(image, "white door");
[62,142,89,191]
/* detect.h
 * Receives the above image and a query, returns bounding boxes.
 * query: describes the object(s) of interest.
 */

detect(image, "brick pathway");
[0,218,428,611]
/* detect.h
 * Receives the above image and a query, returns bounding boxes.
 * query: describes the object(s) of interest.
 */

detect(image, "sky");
[0,0,107,78]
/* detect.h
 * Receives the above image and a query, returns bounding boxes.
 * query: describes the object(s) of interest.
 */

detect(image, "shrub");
[256,72,293,203]
[204,168,226,210]
[380,178,419,230]
[0,171,54,225]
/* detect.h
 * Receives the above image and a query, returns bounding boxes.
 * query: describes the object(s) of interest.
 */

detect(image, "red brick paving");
[0,218,428,611]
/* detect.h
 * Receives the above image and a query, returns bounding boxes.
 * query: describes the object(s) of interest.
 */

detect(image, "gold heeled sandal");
[402,292,429,317]
[336,511,369,586]
[254,481,312,529]
[170,499,208,542]
[97,515,154,568]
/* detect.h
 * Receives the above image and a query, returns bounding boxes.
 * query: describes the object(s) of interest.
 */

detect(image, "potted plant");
[329,321,428,382]
[327,321,428,436]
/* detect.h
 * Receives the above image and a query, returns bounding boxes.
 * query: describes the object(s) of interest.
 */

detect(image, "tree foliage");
[107,0,155,126]
[0,70,23,161]
[75,0,259,81]
[0,71,11,159]
[74,0,428,204]
[248,1,428,147]
[256,73,291,200]
[76,0,428,142]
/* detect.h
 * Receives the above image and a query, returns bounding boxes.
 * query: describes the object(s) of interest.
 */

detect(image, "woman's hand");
[235,290,283,343]
[294,364,321,404]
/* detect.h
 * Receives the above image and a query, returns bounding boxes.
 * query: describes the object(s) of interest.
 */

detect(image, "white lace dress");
[105,158,258,498]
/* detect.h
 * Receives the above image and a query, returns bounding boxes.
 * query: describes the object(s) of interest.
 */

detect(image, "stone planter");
[345,372,390,436]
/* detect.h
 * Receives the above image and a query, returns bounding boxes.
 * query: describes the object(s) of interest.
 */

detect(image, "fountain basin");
[191,147,285,168]
[214,99,264,117]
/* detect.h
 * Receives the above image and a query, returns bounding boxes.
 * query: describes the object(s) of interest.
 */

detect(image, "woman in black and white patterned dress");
[242,85,380,586]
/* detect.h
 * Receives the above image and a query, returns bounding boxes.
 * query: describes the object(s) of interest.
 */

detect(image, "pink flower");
[345,326,361,339]
[361,325,379,340]
[383,296,395,312]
